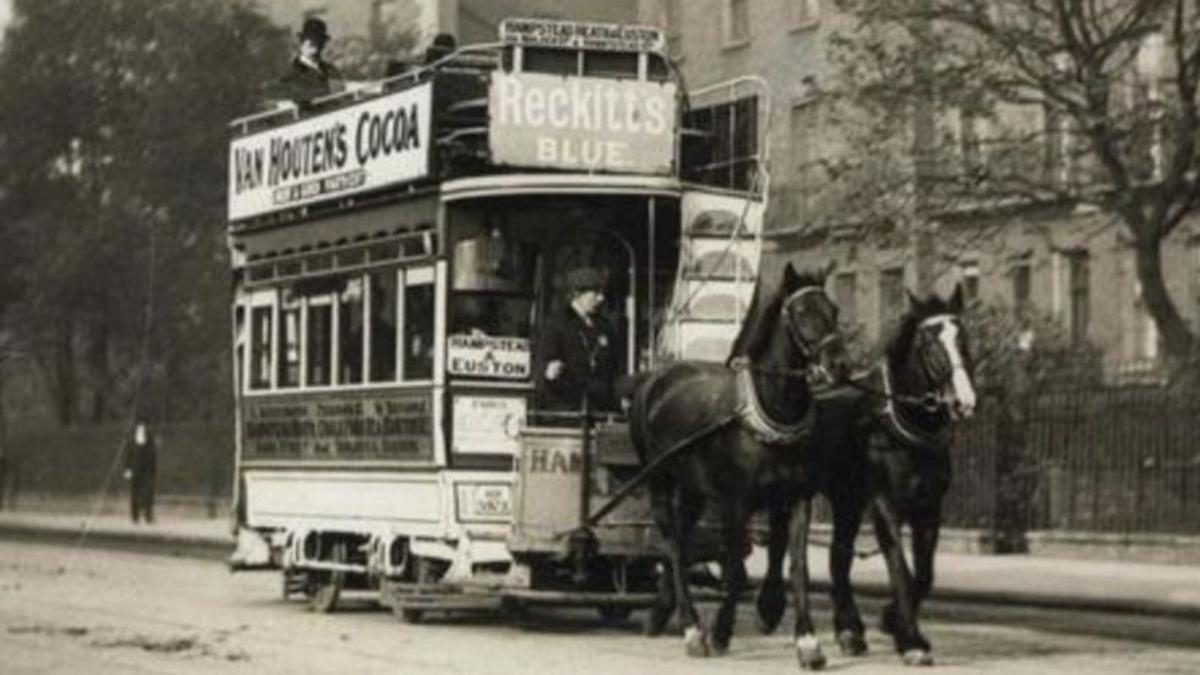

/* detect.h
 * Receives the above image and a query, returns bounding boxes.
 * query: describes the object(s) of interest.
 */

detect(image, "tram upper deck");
[226,18,764,238]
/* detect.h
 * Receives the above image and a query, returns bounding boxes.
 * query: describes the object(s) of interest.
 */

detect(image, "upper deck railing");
[227,19,765,229]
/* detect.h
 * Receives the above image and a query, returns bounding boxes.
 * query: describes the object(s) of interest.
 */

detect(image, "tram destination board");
[242,391,433,462]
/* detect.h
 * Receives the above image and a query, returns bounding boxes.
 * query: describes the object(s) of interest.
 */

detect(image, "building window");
[1064,250,1090,345]
[790,95,823,225]
[1132,281,1159,361]
[1012,260,1032,309]
[879,267,906,337]
[958,260,980,303]
[725,0,750,45]
[791,0,820,28]
[833,271,857,328]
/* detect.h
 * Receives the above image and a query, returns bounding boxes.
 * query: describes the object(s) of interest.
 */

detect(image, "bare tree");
[824,0,1200,367]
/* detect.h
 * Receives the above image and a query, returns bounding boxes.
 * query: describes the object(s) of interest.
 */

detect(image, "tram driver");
[535,267,620,414]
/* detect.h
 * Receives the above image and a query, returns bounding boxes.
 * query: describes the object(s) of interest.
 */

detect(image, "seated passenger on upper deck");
[264,18,345,109]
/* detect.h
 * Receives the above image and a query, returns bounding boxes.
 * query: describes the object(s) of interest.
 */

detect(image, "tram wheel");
[597,605,635,623]
[306,540,347,613]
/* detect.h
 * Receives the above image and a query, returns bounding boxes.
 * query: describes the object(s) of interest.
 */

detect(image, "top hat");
[298,17,331,45]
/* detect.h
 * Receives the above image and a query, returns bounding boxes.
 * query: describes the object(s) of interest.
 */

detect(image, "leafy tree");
[824,0,1200,369]
[0,0,290,425]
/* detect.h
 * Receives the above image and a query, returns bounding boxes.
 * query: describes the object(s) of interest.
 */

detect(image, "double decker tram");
[227,18,770,619]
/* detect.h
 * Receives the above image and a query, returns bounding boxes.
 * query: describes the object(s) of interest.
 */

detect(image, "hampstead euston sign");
[489,72,677,174]
[499,18,666,53]
[228,83,432,221]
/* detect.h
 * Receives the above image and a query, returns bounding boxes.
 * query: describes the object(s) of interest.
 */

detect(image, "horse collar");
[880,359,949,451]
[735,368,815,445]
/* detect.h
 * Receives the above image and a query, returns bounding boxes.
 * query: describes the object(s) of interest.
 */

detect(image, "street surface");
[1,541,1199,674]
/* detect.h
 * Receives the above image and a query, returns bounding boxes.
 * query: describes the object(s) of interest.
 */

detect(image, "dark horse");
[628,263,849,667]
[756,286,977,667]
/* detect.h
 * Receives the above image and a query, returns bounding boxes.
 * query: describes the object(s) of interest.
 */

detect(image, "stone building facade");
[639,0,1200,376]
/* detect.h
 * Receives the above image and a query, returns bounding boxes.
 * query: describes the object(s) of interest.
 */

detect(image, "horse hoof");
[837,629,868,656]
[902,649,934,667]
[684,626,711,658]
[796,633,826,671]
[643,607,671,637]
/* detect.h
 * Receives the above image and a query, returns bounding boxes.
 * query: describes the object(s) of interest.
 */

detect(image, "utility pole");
[910,0,938,296]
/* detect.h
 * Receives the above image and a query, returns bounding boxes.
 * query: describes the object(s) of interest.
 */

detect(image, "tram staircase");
[657,200,763,364]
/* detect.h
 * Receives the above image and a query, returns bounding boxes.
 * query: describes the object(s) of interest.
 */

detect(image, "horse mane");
[727,266,825,365]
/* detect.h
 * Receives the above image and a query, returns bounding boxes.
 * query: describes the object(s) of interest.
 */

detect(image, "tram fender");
[228,526,274,572]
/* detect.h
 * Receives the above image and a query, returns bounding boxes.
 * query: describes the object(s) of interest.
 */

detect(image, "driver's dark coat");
[536,305,618,412]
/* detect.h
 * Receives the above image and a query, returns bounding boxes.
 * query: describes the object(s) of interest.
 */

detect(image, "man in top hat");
[269,17,345,107]
[536,267,620,413]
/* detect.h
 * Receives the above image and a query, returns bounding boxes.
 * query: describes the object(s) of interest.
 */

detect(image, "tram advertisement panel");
[489,72,676,174]
[242,391,433,462]
[228,83,433,221]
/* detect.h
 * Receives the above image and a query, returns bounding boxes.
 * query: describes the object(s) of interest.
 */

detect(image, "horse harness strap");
[583,412,738,528]
[879,359,949,452]
[735,367,816,446]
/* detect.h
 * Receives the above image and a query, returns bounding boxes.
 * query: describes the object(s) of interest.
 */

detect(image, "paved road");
[2,541,1199,674]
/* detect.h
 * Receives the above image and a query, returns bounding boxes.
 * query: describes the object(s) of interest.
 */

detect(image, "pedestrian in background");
[124,421,157,524]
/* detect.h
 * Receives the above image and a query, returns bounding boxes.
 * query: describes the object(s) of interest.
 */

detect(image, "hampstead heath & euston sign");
[228,83,432,222]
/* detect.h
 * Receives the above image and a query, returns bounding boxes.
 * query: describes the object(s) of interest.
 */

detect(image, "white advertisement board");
[489,73,676,174]
[452,395,527,457]
[228,83,432,221]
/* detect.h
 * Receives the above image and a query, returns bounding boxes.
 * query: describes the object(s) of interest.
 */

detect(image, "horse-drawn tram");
[226,18,769,621]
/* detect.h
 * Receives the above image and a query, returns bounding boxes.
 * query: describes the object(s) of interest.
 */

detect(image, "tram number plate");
[461,484,511,520]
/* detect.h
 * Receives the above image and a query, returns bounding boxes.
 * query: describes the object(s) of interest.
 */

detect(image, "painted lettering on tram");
[243,393,433,461]
[526,447,582,474]
[489,73,676,174]
[228,83,432,221]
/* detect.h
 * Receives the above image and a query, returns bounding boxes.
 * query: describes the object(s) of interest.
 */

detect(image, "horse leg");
[910,504,942,616]
[671,487,710,657]
[754,504,790,634]
[712,500,748,654]
[830,495,868,656]
[644,484,677,637]
[788,498,826,670]
[871,497,932,666]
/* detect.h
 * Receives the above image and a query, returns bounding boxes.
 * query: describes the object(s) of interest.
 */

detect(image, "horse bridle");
[839,314,966,414]
[911,314,972,412]
[782,286,842,363]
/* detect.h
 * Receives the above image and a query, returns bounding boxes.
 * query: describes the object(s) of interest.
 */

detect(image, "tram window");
[583,51,638,80]
[339,277,365,385]
[524,47,577,76]
[249,306,273,391]
[647,53,670,82]
[403,276,434,381]
[368,271,398,382]
[306,297,333,386]
[278,289,301,388]
[451,292,532,337]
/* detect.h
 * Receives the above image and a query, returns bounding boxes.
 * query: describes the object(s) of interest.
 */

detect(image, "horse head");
[897,284,977,420]
[779,262,851,386]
